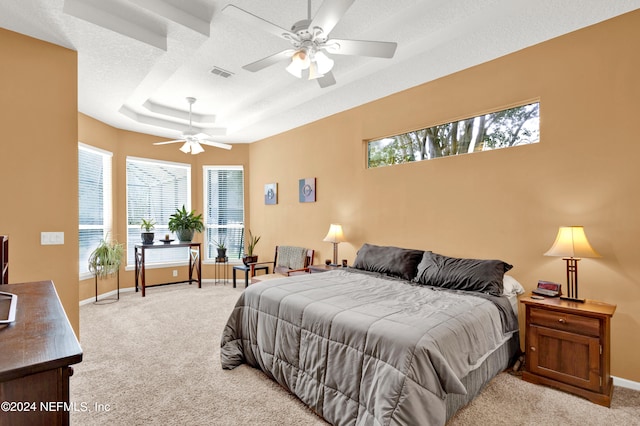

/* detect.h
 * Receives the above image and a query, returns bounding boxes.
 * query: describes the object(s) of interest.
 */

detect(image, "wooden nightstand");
[520,296,616,407]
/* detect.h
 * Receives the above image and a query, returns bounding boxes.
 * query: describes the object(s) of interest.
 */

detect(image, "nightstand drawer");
[529,307,600,337]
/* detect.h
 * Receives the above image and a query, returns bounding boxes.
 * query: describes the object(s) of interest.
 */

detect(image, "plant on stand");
[168,205,204,242]
[88,238,124,278]
[214,237,227,259]
[140,218,155,244]
[242,229,261,265]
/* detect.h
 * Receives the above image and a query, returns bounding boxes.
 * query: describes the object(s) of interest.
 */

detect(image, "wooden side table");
[520,295,616,406]
[232,264,268,288]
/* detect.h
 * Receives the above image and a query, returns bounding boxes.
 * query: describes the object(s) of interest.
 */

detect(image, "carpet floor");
[70,282,640,425]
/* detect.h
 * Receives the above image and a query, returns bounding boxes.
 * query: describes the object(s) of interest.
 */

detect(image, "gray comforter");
[220,269,518,425]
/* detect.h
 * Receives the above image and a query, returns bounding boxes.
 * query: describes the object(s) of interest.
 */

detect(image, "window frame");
[125,156,192,269]
[366,101,540,168]
[203,165,245,264]
[78,143,113,280]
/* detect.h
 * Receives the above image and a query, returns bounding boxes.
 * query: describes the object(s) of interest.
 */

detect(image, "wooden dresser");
[520,295,616,407]
[0,281,83,425]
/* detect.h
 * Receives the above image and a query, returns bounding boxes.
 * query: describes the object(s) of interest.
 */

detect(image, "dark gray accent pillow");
[414,251,512,296]
[352,243,425,281]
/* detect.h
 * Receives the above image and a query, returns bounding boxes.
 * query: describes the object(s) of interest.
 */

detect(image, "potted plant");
[214,237,227,259]
[88,238,125,278]
[242,229,260,265]
[140,218,155,244]
[168,205,204,242]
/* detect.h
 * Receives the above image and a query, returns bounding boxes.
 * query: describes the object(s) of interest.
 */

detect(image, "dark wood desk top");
[0,281,83,382]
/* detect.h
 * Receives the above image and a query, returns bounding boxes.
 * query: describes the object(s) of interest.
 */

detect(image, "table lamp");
[544,226,600,303]
[323,224,346,266]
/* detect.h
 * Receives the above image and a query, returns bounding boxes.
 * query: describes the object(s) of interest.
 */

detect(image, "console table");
[0,281,83,426]
[134,242,201,297]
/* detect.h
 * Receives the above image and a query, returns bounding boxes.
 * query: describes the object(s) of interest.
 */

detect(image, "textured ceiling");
[1,0,639,145]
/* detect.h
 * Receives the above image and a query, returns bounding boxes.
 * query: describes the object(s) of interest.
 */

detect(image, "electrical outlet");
[172,270,178,277]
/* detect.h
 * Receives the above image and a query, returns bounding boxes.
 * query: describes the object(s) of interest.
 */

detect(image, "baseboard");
[79,286,136,305]
[80,280,233,305]
[613,376,640,391]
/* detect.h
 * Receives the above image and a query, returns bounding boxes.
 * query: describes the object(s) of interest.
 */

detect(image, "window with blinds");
[126,157,191,266]
[79,143,113,277]
[204,166,245,261]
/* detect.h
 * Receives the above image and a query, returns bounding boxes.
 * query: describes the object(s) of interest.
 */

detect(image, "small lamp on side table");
[544,226,600,303]
[323,224,346,266]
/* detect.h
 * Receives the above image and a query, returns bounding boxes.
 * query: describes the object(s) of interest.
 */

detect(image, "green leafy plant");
[245,229,260,256]
[214,237,227,249]
[88,238,124,278]
[168,205,204,241]
[140,218,156,231]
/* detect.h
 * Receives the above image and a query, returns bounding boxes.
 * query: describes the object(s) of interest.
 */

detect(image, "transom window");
[203,166,245,262]
[126,157,191,267]
[78,143,112,278]
[367,102,540,168]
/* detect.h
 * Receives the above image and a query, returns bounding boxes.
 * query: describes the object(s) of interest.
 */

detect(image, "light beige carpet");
[71,282,640,425]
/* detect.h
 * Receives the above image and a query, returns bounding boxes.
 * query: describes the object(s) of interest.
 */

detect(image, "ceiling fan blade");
[199,139,233,150]
[223,5,295,40]
[325,39,397,58]
[153,139,186,145]
[310,0,355,36]
[317,71,336,88]
[243,49,296,72]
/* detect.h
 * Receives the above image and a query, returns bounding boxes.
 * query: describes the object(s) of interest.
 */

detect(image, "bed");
[220,244,523,425]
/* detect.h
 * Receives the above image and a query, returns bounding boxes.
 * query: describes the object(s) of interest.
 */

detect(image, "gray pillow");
[414,251,512,296]
[352,243,424,281]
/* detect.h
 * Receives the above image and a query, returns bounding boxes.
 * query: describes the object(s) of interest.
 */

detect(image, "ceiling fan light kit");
[224,0,397,88]
[152,97,232,154]
[285,47,334,80]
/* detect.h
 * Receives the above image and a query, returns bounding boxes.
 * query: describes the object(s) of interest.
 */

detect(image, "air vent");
[210,66,234,78]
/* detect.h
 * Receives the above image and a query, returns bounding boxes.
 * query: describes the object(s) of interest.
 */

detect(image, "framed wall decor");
[264,183,277,205]
[299,177,316,203]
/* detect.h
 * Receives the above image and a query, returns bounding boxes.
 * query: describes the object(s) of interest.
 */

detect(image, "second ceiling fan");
[224,0,397,88]
[152,97,232,155]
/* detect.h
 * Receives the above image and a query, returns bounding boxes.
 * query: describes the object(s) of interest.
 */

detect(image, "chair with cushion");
[250,246,314,284]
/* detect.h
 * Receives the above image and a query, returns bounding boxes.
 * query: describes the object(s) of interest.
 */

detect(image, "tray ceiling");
[1,0,639,144]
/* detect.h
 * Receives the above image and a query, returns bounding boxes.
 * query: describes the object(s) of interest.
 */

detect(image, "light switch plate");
[41,232,64,245]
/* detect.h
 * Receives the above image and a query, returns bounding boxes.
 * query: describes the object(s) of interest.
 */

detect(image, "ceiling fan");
[223,0,397,88]
[152,97,232,154]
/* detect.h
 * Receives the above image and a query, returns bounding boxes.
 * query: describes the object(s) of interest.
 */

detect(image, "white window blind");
[126,157,191,266]
[204,166,245,261]
[79,143,113,277]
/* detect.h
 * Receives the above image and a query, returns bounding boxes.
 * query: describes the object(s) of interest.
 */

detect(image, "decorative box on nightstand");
[520,295,616,407]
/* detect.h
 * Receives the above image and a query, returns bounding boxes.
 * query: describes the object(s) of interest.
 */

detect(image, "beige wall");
[77,114,251,301]
[248,11,640,381]
[0,28,79,333]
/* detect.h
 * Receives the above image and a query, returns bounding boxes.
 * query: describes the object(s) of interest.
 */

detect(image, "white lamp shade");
[286,50,309,78]
[314,50,334,75]
[179,141,191,153]
[190,142,204,155]
[544,226,600,258]
[323,224,346,243]
[286,60,303,78]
